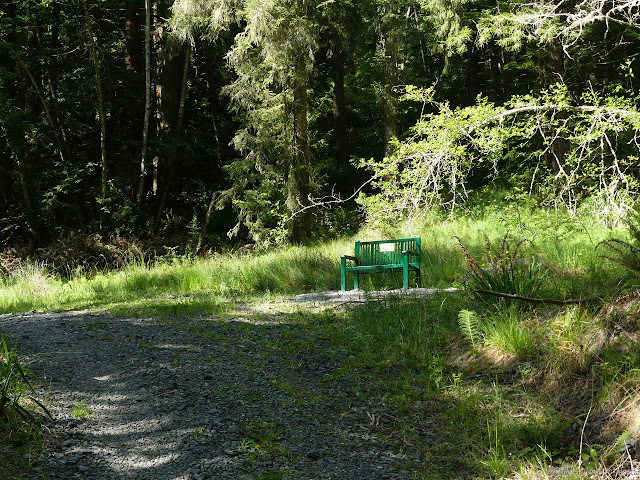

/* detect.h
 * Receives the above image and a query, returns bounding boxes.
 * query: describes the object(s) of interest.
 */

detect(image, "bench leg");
[341,257,347,291]
[415,269,421,288]
[354,273,359,290]
[402,255,409,289]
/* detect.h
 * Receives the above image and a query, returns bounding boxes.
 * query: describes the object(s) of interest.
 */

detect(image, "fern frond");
[597,238,640,276]
[455,237,481,273]
[458,309,482,348]
[482,231,494,264]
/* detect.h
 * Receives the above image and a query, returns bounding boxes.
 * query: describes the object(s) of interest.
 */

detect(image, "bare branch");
[475,289,588,305]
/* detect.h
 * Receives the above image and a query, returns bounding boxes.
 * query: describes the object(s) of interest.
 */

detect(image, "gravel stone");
[1,310,416,479]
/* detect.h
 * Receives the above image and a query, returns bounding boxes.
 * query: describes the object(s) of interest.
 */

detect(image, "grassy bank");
[329,292,640,479]
[0,205,625,315]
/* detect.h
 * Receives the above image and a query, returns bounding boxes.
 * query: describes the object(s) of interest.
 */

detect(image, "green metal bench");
[340,237,421,291]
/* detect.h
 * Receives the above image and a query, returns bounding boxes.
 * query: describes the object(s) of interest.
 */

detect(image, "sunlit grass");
[0,242,352,315]
[0,206,626,315]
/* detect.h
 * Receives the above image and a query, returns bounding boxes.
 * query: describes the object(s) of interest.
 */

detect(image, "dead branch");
[474,289,588,305]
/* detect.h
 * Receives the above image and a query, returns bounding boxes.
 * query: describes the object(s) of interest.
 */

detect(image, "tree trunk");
[196,105,225,254]
[0,1,39,237]
[51,1,60,92]
[382,55,400,157]
[31,8,70,162]
[151,0,162,198]
[9,46,67,165]
[155,42,191,224]
[0,96,37,235]
[331,27,348,168]
[287,52,312,243]
[377,4,401,158]
[124,0,143,73]
[410,3,428,76]
[137,0,151,208]
[196,49,228,255]
[80,0,108,201]
[542,37,569,174]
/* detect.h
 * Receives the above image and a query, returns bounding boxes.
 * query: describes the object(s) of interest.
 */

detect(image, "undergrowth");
[0,336,49,480]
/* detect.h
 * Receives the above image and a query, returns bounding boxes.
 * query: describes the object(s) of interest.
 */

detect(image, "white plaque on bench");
[379,243,395,252]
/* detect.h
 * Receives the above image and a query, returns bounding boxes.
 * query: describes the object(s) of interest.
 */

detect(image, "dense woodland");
[2,0,640,253]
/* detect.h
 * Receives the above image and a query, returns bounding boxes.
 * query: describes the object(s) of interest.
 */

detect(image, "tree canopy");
[1,0,640,250]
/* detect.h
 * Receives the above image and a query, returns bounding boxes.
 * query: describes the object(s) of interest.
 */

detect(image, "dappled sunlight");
[1,308,435,479]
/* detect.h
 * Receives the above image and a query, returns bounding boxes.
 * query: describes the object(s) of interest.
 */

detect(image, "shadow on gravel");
[0,308,478,480]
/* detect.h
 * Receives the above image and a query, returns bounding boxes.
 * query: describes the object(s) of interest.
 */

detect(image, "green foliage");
[358,94,504,226]
[597,207,640,281]
[0,336,50,424]
[457,309,481,347]
[456,232,547,303]
[361,86,640,227]
[70,401,93,421]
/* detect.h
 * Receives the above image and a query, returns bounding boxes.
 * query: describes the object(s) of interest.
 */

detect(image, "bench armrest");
[341,255,359,264]
[402,250,421,259]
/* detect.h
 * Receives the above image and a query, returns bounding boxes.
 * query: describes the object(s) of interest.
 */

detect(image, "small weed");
[86,321,105,331]
[241,418,290,459]
[190,427,207,439]
[70,401,93,420]
[0,336,50,423]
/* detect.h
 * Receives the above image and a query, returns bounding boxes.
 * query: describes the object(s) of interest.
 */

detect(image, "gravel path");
[1,306,421,480]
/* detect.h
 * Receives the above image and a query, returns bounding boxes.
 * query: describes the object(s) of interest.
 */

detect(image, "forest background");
[2,0,640,256]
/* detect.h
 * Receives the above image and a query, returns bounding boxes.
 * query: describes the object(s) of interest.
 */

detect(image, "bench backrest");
[355,238,420,266]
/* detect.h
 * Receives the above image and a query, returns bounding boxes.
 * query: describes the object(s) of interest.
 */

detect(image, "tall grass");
[0,205,626,314]
[0,242,352,314]
[401,204,626,298]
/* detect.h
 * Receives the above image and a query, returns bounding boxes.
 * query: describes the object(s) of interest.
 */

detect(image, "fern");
[598,208,640,279]
[458,309,482,347]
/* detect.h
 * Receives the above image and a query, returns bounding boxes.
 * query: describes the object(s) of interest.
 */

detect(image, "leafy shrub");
[456,233,547,303]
